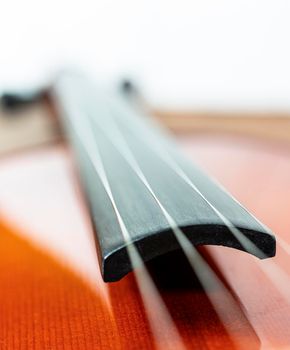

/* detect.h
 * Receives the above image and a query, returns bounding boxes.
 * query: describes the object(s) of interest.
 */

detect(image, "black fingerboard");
[52,73,275,282]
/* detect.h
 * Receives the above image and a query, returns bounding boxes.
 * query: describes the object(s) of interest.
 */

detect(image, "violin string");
[64,105,186,350]
[111,101,263,257]
[109,99,290,307]
[58,79,290,349]
[60,79,248,346]
[147,130,290,310]
[99,95,290,304]
[114,102,279,258]
[88,105,255,349]
[277,236,290,256]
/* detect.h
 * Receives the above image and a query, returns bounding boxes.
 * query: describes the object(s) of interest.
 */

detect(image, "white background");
[0,0,289,110]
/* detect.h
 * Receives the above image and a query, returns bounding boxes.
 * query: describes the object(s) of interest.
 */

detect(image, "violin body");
[0,96,290,349]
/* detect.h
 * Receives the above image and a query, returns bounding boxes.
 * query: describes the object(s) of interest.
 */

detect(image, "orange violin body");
[0,131,290,349]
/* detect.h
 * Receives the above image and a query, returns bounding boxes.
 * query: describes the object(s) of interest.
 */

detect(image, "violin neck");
[51,72,275,282]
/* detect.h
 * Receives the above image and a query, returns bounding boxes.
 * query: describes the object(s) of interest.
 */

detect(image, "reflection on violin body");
[0,74,290,349]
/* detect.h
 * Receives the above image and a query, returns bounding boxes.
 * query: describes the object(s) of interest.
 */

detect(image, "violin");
[0,72,290,349]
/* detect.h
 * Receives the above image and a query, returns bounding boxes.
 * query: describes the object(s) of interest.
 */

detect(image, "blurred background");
[0,0,290,111]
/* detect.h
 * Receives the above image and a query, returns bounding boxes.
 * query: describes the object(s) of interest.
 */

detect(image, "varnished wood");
[1,93,290,155]
[154,110,290,142]
[0,135,290,348]
[1,86,290,348]
[0,102,59,154]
